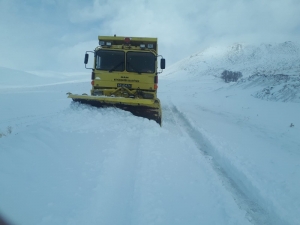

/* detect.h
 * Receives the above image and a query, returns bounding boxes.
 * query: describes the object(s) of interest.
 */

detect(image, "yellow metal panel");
[93,68,156,90]
[68,94,157,106]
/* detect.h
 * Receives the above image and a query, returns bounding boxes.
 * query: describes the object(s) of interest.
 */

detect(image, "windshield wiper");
[109,61,124,72]
[127,62,141,74]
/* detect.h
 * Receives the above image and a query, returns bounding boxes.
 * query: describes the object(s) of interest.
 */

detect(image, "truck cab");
[85,36,165,98]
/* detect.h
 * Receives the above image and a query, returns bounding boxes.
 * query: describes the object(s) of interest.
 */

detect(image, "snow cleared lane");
[166,104,289,225]
[159,75,300,225]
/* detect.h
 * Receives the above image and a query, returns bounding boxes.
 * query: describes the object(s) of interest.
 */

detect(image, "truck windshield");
[126,52,155,74]
[95,50,125,72]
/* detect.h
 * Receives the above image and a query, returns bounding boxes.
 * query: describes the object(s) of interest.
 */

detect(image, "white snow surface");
[0,42,300,225]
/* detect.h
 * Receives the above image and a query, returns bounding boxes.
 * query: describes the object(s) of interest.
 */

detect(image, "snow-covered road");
[0,66,300,225]
[0,82,252,225]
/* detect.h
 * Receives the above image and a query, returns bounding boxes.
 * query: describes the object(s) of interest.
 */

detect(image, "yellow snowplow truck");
[68,35,166,125]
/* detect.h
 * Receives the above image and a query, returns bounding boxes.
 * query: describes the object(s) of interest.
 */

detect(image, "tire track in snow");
[164,104,289,225]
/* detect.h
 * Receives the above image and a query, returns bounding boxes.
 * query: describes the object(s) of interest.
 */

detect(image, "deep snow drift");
[0,42,300,225]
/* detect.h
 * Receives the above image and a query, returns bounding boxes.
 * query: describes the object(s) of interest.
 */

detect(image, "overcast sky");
[0,0,299,72]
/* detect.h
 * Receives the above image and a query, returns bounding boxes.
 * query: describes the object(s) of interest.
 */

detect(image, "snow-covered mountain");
[0,67,53,87]
[163,41,300,102]
[164,41,300,78]
[0,42,299,225]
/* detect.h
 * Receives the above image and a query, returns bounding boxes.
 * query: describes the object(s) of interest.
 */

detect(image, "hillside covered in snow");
[0,67,88,88]
[164,41,300,102]
[0,42,300,225]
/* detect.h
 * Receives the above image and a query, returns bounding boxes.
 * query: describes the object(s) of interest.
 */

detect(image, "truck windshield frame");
[126,51,156,74]
[95,50,125,72]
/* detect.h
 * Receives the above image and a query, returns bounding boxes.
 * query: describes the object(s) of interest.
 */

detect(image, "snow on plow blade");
[68,94,162,125]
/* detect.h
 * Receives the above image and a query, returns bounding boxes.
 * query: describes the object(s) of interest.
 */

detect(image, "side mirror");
[160,58,165,69]
[84,53,89,64]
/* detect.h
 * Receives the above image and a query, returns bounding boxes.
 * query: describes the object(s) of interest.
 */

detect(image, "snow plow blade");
[68,93,162,125]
